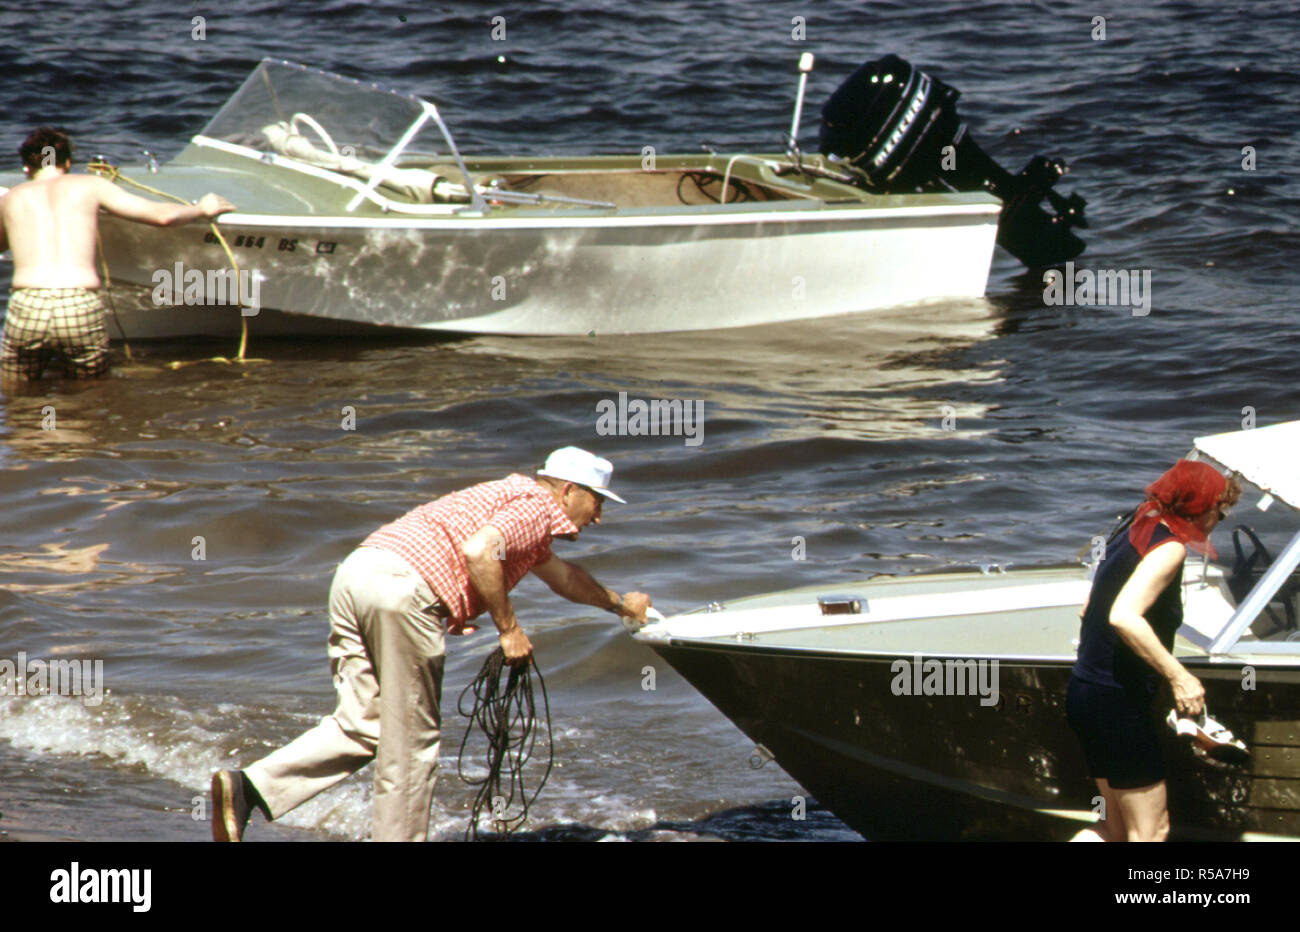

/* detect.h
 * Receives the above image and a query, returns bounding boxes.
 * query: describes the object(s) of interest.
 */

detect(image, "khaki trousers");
[245,547,447,841]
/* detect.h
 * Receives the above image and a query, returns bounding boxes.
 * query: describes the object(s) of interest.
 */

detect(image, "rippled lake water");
[1,0,1297,842]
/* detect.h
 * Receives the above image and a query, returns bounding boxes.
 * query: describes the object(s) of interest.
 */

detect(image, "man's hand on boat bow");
[197,193,237,219]
[616,591,652,627]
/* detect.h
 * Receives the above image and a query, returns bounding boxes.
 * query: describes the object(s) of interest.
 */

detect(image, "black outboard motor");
[819,54,1086,268]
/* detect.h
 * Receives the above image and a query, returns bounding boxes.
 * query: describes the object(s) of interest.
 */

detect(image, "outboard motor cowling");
[820,54,1087,268]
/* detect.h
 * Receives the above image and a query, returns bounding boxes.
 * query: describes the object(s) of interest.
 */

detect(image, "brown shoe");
[211,769,253,842]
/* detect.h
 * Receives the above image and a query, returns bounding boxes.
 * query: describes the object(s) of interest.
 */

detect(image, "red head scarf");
[1129,459,1228,559]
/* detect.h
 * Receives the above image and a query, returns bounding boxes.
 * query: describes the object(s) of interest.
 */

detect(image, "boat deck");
[639,561,1289,660]
[162,144,1001,219]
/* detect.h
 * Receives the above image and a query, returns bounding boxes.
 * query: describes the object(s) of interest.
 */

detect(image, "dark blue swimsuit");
[1066,524,1183,789]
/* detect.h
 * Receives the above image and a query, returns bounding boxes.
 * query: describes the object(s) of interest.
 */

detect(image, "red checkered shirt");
[361,474,579,634]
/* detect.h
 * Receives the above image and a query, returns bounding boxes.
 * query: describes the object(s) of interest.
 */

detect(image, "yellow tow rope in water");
[87,159,265,366]
[94,227,132,362]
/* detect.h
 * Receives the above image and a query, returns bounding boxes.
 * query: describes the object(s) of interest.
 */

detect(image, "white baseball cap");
[537,446,626,503]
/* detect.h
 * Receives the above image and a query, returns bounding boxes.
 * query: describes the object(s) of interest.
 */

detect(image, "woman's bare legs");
[1106,778,1169,841]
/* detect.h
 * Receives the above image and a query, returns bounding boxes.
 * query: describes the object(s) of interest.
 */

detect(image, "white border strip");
[190,136,1003,230]
[638,580,1091,641]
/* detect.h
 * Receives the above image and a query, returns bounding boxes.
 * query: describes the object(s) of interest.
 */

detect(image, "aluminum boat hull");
[647,638,1300,840]
[635,562,1300,841]
[84,161,999,339]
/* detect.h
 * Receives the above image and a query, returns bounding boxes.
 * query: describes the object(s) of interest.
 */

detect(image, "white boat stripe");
[188,135,1002,230]
[208,206,1001,230]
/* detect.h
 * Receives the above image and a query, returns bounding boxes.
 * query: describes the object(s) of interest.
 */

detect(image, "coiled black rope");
[456,648,553,841]
[675,170,757,205]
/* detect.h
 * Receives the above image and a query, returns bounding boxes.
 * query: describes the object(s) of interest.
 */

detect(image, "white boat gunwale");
[187,135,1003,227]
[638,421,1300,661]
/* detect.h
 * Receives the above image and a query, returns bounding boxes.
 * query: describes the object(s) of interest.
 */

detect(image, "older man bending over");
[212,446,652,842]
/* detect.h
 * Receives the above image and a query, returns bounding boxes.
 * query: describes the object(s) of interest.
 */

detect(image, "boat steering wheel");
[290,112,340,156]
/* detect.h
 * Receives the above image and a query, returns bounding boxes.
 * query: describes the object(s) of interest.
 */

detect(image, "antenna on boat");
[787,52,815,154]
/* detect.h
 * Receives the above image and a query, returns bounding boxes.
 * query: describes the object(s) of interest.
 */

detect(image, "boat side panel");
[649,643,1092,840]
[96,209,996,337]
[1176,660,1300,837]
[649,642,1300,839]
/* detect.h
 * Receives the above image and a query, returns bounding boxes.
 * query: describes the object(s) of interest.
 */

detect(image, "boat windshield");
[1205,476,1300,651]
[1180,434,1300,653]
[198,59,443,167]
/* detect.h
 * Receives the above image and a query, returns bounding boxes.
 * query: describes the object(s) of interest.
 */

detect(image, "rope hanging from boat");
[94,228,132,361]
[86,159,264,366]
[456,647,554,841]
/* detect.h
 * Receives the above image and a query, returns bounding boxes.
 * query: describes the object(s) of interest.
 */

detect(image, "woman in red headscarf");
[1066,460,1241,842]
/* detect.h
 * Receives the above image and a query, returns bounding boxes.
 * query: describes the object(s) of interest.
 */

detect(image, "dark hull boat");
[635,422,1300,840]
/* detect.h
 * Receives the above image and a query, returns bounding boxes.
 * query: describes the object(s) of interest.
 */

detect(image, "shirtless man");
[0,126,235,382]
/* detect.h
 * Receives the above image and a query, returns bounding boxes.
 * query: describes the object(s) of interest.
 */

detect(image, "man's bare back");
[0,127,235,381]
[0,171,235,289]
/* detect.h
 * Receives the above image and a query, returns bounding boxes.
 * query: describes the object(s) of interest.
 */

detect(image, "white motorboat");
[2,55,1085,338]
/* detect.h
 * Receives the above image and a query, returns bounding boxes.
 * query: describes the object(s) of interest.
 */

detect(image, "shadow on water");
[461,797,862,842]
[0,296,1008,464]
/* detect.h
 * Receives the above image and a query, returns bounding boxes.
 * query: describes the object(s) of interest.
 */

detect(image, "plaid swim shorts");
[0,287,110,380]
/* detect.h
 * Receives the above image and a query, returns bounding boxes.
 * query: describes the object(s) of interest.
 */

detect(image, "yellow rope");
[87,159,265,366]
[95,228,132,361]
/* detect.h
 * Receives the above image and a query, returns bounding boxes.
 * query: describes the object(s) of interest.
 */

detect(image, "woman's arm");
[1109,539,1205,715]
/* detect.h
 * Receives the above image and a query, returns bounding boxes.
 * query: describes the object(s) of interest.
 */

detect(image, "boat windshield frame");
[1208,527,1300,654]
[342,99,487,213]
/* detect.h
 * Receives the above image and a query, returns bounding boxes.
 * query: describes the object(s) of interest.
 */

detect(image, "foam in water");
[0,692,655,841]
[0,693,370,838]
